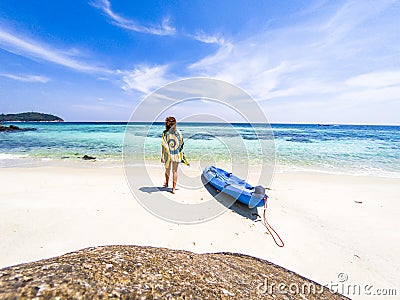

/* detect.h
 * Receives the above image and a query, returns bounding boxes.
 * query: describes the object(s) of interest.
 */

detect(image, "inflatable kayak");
[202,166,266,208]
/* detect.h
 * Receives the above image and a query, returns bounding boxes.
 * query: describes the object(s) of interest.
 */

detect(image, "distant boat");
[318,124,331,127]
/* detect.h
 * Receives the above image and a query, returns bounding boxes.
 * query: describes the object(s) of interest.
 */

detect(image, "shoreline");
[3,121,399,126]
[0,164,399,298]
[1,156,399,179]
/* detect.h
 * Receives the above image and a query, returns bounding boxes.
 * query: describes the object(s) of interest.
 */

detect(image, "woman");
[161,116,183,194]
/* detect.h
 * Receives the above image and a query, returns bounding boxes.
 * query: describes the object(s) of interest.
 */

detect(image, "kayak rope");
[262,196,284,247]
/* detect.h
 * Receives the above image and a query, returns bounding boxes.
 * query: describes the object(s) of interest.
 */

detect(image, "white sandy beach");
[0,163,399,298]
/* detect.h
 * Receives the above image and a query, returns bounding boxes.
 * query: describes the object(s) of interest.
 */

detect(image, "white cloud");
[0,25,174,93]
[0,73,50,83]
[335,69,400,108]
[339,85,400,103]
[189,42,233,72]
[0,27,111,74]
[182,1,400,124]
[188,38,308,99]
[188,0,399,105]
[90,0,176,36]
[318,0,395,46]
[346,70,400,88]
[121,65,171,94]
[192,31,227,46]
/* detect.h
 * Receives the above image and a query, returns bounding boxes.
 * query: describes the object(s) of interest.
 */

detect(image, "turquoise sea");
[0,122,399,177]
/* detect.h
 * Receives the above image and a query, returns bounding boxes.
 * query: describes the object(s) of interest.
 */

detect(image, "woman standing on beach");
[161,116,183,194]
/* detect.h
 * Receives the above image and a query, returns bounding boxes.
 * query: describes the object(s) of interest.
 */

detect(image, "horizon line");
[3,120,399,126]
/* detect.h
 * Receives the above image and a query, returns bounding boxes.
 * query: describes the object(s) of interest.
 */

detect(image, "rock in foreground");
[0,245,348,299]
[0,125,36,132]
[82,155,96,160]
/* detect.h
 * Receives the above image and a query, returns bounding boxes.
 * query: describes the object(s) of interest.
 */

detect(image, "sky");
[0,0,399,124]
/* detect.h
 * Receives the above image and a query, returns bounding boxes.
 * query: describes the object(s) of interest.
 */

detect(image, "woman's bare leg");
[164,164,170,187]
[171,162,178,193]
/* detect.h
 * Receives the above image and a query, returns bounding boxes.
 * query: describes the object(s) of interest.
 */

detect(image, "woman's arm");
[161,132,165,163]
[161,146,165,163]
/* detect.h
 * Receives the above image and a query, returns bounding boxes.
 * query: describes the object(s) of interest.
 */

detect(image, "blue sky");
[0,0,399,124]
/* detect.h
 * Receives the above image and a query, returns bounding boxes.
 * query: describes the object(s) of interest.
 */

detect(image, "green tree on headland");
[0,112,63,122]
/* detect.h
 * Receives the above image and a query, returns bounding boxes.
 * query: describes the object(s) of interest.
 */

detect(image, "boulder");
[82,155,96,160]
[0,125,37,132]
[0,245,349,299]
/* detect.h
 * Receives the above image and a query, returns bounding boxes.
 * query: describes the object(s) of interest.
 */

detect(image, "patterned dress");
[161,129,183,167]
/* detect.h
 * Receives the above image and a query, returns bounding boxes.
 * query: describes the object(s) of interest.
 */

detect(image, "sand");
[0,163,399,298]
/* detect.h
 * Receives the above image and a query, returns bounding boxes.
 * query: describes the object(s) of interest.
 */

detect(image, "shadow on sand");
[138,177,261,222]
[139,186,174,193]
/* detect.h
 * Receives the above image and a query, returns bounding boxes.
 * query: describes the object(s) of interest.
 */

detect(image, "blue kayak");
[202,166,266,208]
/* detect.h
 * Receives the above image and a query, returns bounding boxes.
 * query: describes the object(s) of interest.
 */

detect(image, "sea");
[0,122,399,178]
